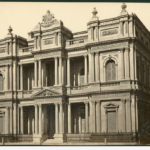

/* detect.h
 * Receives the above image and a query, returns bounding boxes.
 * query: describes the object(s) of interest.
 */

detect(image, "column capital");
[38,104,42,108]
[121,98,126,103]
[34,104,38,107]
[126,98,131,102]
[95,52,99,55]
[6,106,9,109]
[90,52,94,55]
[91,101,95,104]
[59,102,63,105]
[84,54,88,57]
[54,103,58,106]
[68,103,71,106]
[34,59,37,62]
[84,101,89,104]
[96,100,100,103]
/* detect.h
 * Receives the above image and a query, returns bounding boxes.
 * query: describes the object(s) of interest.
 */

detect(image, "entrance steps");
[42,139,63,144]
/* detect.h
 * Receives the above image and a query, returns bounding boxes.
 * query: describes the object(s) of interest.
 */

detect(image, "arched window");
[0,74,4,91]
[106,60,116,82]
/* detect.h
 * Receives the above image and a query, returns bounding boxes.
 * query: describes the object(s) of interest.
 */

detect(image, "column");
[39,60,42,88]
[35,104,38,134]
[20,64,23,90]
[34,37,37,49]
[9,107,12,134]
[91,27,94,40]
[84,55,88,84]
[126,99,131,132]
[5,65,9,91]
[120,21,123,35]
[6,42,9,54]
[67,58,70,86]
[13,103,17,134]
[6,107,9,134]
[55,57,58,85]
[130,45,135,80]
[96,101,100,133]
[10,64,13,90]
[120,49,125,79]
[95,52,99,82]
[79,113,81,133]
[28,67,30,90]
[21,106,24,134]
[131,96,136,132]
[85,102,89,133]
[91,53,95,82]
[39,104,42,134]
[59,103,63,133]
[28,109,30,134]
[32,114,35,134]
[121,99,126,132]
[136,97,138,132]
[55,103,59,134]
[91,101,96,132]
[125,48,130,79]
[59,57,62,85]
[134,48,137,80]
[34,60,37,87]
[13,61,17,91]
[68,103,71,133]
[38,35,41,49]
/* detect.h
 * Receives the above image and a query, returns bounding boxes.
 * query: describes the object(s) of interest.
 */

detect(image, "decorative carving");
[43,39,53,45]
[41,10,57,28]
[0,48,5,53]
[32,89,61,97]
[102,28,118,36]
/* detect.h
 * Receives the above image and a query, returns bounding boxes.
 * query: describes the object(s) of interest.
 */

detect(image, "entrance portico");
[18,89,66,144]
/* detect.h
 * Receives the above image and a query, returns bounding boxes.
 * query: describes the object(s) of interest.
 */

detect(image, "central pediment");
[32,89,62,98]
[32,10,62,31]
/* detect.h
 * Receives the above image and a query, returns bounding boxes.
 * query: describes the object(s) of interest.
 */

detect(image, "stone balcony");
[18,47,33,56]
[66,38,88,49]
[66,80,138,95]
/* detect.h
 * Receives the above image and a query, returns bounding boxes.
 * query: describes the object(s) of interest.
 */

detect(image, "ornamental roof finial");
[92,7,98,17]
[47,10,50,14]
[8,26,13,35]
[120,3,128,16]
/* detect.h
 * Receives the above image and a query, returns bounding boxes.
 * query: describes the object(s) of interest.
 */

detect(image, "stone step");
[43,139,63,144]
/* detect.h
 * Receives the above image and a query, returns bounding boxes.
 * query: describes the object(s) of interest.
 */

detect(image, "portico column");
[9,107,12,134]
[121,99,126,132]
[67,58,70,86]
[28,109,31,134]
[84,55,88,84]
[39,104,42,134]
[95,52,99,82]
[13,103,17,134]
[55,57,58,85]
[79,113,81,133]
[55,103,59,134]
[85,102,89,133]
[125,48,130,79]
[20,64,23,90]
[59,103,63,133]
[34,104,38,134]
[59,57,62,85]
[91,53,95,82]
[6,107,9,134]
[96,101,100,133]
[120,49,125,79]
[5,65,8,91]
[68,103,71,133]
[21,106,24,134]
[34,60,37,87]
[126,98,131,132]
[91,101,96,132]
[13,61,17,91]
[10,64,13,90]
[39,60,42,88]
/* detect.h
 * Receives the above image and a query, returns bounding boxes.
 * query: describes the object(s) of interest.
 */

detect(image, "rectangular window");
[107,111,116,132]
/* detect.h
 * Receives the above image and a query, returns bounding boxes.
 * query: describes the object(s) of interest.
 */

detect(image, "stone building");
[0,3,149,143]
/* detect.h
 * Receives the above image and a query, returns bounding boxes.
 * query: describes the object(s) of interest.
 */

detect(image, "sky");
[0,2,149,39]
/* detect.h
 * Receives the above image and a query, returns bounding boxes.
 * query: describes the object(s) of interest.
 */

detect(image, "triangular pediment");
[103,103,118,108]
[32,89,62,98]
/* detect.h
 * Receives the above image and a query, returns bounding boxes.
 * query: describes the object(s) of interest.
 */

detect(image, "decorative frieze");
[102,28,118,36]
[43,38,53,45]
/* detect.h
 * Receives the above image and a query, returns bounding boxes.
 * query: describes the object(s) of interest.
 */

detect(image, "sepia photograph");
[0,2,150,146]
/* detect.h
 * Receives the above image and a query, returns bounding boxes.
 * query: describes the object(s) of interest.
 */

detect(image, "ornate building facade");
[0,3,149,144]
